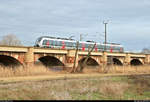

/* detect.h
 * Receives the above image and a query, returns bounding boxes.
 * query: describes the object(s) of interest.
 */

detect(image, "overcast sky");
[0,0,150,52]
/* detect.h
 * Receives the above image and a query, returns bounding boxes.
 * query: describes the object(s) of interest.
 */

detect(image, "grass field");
[0,65,150,100]
[0,74,150,100]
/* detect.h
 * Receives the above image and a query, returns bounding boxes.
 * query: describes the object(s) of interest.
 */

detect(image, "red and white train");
[34,36,124,52]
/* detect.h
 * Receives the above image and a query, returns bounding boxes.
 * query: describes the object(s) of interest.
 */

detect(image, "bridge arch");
[0,55,22,68]
[113,58,123,66]
[130,59,143,66]
[78,57,99,66]
[38,56,65,67]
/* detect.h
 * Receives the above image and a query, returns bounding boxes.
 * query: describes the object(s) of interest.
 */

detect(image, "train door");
[46,40,50,48]
[98,44,103,52]
[82,43,85,51]
[120,47,123,52]
[110,46,113,53]
[50,40,54,48]
[61,41,65,49]
[95,43,98,52]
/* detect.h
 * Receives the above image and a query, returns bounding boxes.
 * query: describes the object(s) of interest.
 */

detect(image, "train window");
[113,46,118,50]
[72,42,76,47]
[85,44,89,48]
[37,37,42,42]
[106,46,110,50]
[65,42,68,46]
[55,41,59,46]
[42,40,47,45]
[54,40,57,46]
[97,44,102,51]
[116,47,120,50]
[69,42,72,47]
[67,42,70,47]
[52,40,55,46]
[70,42,74,47]
[68,42,72,47]
[101,45,105,50]
[54,40,56,45]
[79,43,82,48]
[55,41,57,46]
[57,41,61,46]
[90,44,94,48]
[49,40,53,45]
[53,40,56,46]
[78,43,81,48]
[98,44,102,49]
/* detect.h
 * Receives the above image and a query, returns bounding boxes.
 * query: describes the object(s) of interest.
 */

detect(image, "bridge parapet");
[0,45,150,67]
[34,47,67,54]
[0,46,28,52]
[78,51,102,56]
[107,52,126,57]
[130,54,146,58]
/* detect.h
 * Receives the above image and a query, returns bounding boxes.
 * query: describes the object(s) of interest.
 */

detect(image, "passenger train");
[34,36,124,52]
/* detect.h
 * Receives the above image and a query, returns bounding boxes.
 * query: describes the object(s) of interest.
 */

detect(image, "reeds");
[0,64,66,77]
[0,64,150,77]
[83,65,150,74]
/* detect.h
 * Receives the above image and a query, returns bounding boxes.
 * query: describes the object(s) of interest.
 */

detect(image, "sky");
[0,0,150,52]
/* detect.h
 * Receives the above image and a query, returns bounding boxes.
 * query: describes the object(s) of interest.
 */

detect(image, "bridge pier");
[25,47,34,67]
[145,54,150,65]
[66,50,78,68]
[124,53,131,66]
[102,51,107,68]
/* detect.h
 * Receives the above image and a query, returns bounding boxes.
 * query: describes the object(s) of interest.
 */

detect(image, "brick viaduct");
[0,45,150,68]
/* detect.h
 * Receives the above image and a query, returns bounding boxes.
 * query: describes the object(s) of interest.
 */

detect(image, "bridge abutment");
[102,52,107,66]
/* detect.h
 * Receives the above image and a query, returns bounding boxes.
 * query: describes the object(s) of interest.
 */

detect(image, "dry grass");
[0,64,150,100]
[0,75,149,100]
[99,81,129,98]
[108,65,150,74]
[0,65,67,77]
[0,64,150,78]
[83,65,150,74]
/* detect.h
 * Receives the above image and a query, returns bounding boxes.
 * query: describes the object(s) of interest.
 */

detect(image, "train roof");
[37,36,75,41]
[103,42,121,45]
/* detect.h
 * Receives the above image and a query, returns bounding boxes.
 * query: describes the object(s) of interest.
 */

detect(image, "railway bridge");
[0,45,150,68]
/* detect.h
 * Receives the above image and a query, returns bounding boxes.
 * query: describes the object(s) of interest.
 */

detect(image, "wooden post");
[69,41,79,73]
[73,41,79,72]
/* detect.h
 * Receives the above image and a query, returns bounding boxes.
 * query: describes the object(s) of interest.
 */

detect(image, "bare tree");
[0,34,22,46]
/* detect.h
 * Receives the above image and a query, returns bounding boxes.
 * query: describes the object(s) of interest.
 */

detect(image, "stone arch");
[0,55,22,68]
[113,58,123,66]
[78,57,99,66]
[38,56,65,67]
[130,59,143,66]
